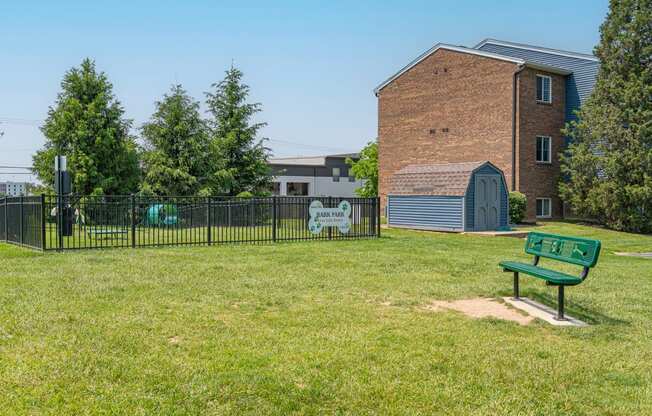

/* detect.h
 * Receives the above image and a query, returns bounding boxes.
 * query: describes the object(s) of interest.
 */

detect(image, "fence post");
[19,195,24,245]
[2,197,6,242]
[328,196,332,240]
[376,197,381,238]
[40,194,46,250]
[207,196,212,246]
[56,192,63,251]
[272,196,277,242]
[370,197,376,236]
[131,194,136,248]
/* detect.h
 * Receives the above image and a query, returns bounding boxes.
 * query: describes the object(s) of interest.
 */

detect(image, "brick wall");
[516,68,566,220]
[377,49,518,212]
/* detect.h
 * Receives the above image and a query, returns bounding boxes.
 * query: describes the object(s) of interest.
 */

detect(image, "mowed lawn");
[1,223,651,415]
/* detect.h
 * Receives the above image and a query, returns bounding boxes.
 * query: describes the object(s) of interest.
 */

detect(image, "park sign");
[308,200,351,235]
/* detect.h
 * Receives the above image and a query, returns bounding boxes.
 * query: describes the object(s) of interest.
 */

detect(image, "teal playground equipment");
[144,204,178,226]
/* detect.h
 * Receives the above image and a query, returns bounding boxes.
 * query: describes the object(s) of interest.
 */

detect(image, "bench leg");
[555,286,565,320]
[513,272,520,300]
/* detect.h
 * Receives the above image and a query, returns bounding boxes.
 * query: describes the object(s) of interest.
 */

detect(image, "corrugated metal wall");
[464,165,509,230]
[476,43,599,123]
[388,195,464,231]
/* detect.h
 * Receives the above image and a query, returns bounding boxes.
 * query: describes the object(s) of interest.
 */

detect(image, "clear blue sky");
[0,0,608,182]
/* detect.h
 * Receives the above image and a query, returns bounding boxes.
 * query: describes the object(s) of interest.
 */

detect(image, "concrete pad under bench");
[614,252,652,258]
[464,230,530,238]
[503,297,588,327]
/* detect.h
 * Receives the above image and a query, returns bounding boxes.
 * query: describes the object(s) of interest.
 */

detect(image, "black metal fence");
[0,196,45,250]
[1,195,380,251]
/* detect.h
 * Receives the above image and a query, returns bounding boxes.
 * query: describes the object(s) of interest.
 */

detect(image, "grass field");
[1,222,651,414]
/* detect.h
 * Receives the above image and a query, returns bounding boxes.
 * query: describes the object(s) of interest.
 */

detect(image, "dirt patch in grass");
[424,298,533,326]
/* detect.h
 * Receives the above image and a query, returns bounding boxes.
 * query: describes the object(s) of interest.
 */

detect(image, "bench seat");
[499,261,582,286]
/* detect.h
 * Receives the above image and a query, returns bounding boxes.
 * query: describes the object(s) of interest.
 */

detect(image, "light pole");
[54,155,71,249]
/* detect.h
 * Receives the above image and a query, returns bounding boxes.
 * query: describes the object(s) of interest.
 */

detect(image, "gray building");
[268,153,365,197]
[0,181,27,196]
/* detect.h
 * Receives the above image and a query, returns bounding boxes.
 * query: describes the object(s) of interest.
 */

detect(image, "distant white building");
[268,153,365,197]
[0,181,27,196]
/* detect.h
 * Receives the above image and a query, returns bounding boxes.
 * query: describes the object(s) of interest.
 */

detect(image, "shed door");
[474,175,501,231]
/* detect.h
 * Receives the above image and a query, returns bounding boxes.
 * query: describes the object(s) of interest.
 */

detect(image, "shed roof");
[389,161,490,196]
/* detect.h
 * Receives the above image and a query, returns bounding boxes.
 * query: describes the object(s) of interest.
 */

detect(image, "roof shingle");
[389,161,487,196]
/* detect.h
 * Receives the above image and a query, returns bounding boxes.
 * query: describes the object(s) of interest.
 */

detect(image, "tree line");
[32,59,271,197]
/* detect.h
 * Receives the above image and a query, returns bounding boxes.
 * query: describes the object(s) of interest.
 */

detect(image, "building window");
[536,198,552,218]
[332,167,340,182]
[536,75,552,103]
[287,182,309,196]
[348,176,356,182]
[270,182,281,196]
[536,136,551,163]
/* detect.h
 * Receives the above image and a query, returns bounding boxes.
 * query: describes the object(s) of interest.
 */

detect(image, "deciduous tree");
[347,140,378,197]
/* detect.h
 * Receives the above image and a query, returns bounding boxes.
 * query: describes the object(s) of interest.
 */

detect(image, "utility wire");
[1,117,359,154]
[0,117,43,126]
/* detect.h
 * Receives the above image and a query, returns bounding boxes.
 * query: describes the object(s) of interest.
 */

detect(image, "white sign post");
[308,200,352,235]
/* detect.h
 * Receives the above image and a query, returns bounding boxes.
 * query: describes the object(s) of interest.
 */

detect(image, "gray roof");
[389,161,488,196]
[474,39,597,61]
[268,153,359,166]
[268,156,328,166]
[374,42,573,95]
[325,152,360,159]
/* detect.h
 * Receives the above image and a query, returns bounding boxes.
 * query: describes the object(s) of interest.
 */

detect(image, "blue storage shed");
[387,161,509,232]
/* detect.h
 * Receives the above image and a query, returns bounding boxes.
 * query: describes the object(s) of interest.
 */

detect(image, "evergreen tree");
[560,0,652,233]
[347,140,378,197]
[205,66,271,195]
[140,85,210,196]
[33,59,140,195]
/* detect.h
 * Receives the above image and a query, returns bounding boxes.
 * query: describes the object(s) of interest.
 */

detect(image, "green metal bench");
[77,211,129,240]
[85,228,129,239]
[499,232,601,320]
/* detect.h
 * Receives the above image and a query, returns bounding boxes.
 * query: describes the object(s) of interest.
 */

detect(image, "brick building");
[375,39,599,221]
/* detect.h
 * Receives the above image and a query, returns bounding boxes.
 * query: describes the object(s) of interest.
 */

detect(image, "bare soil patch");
[424,298,533,326]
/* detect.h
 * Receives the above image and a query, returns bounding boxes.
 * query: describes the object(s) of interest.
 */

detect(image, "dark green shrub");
[509,191,527,224]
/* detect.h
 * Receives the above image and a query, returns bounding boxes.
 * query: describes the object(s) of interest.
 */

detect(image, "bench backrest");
[525,232,601,268]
